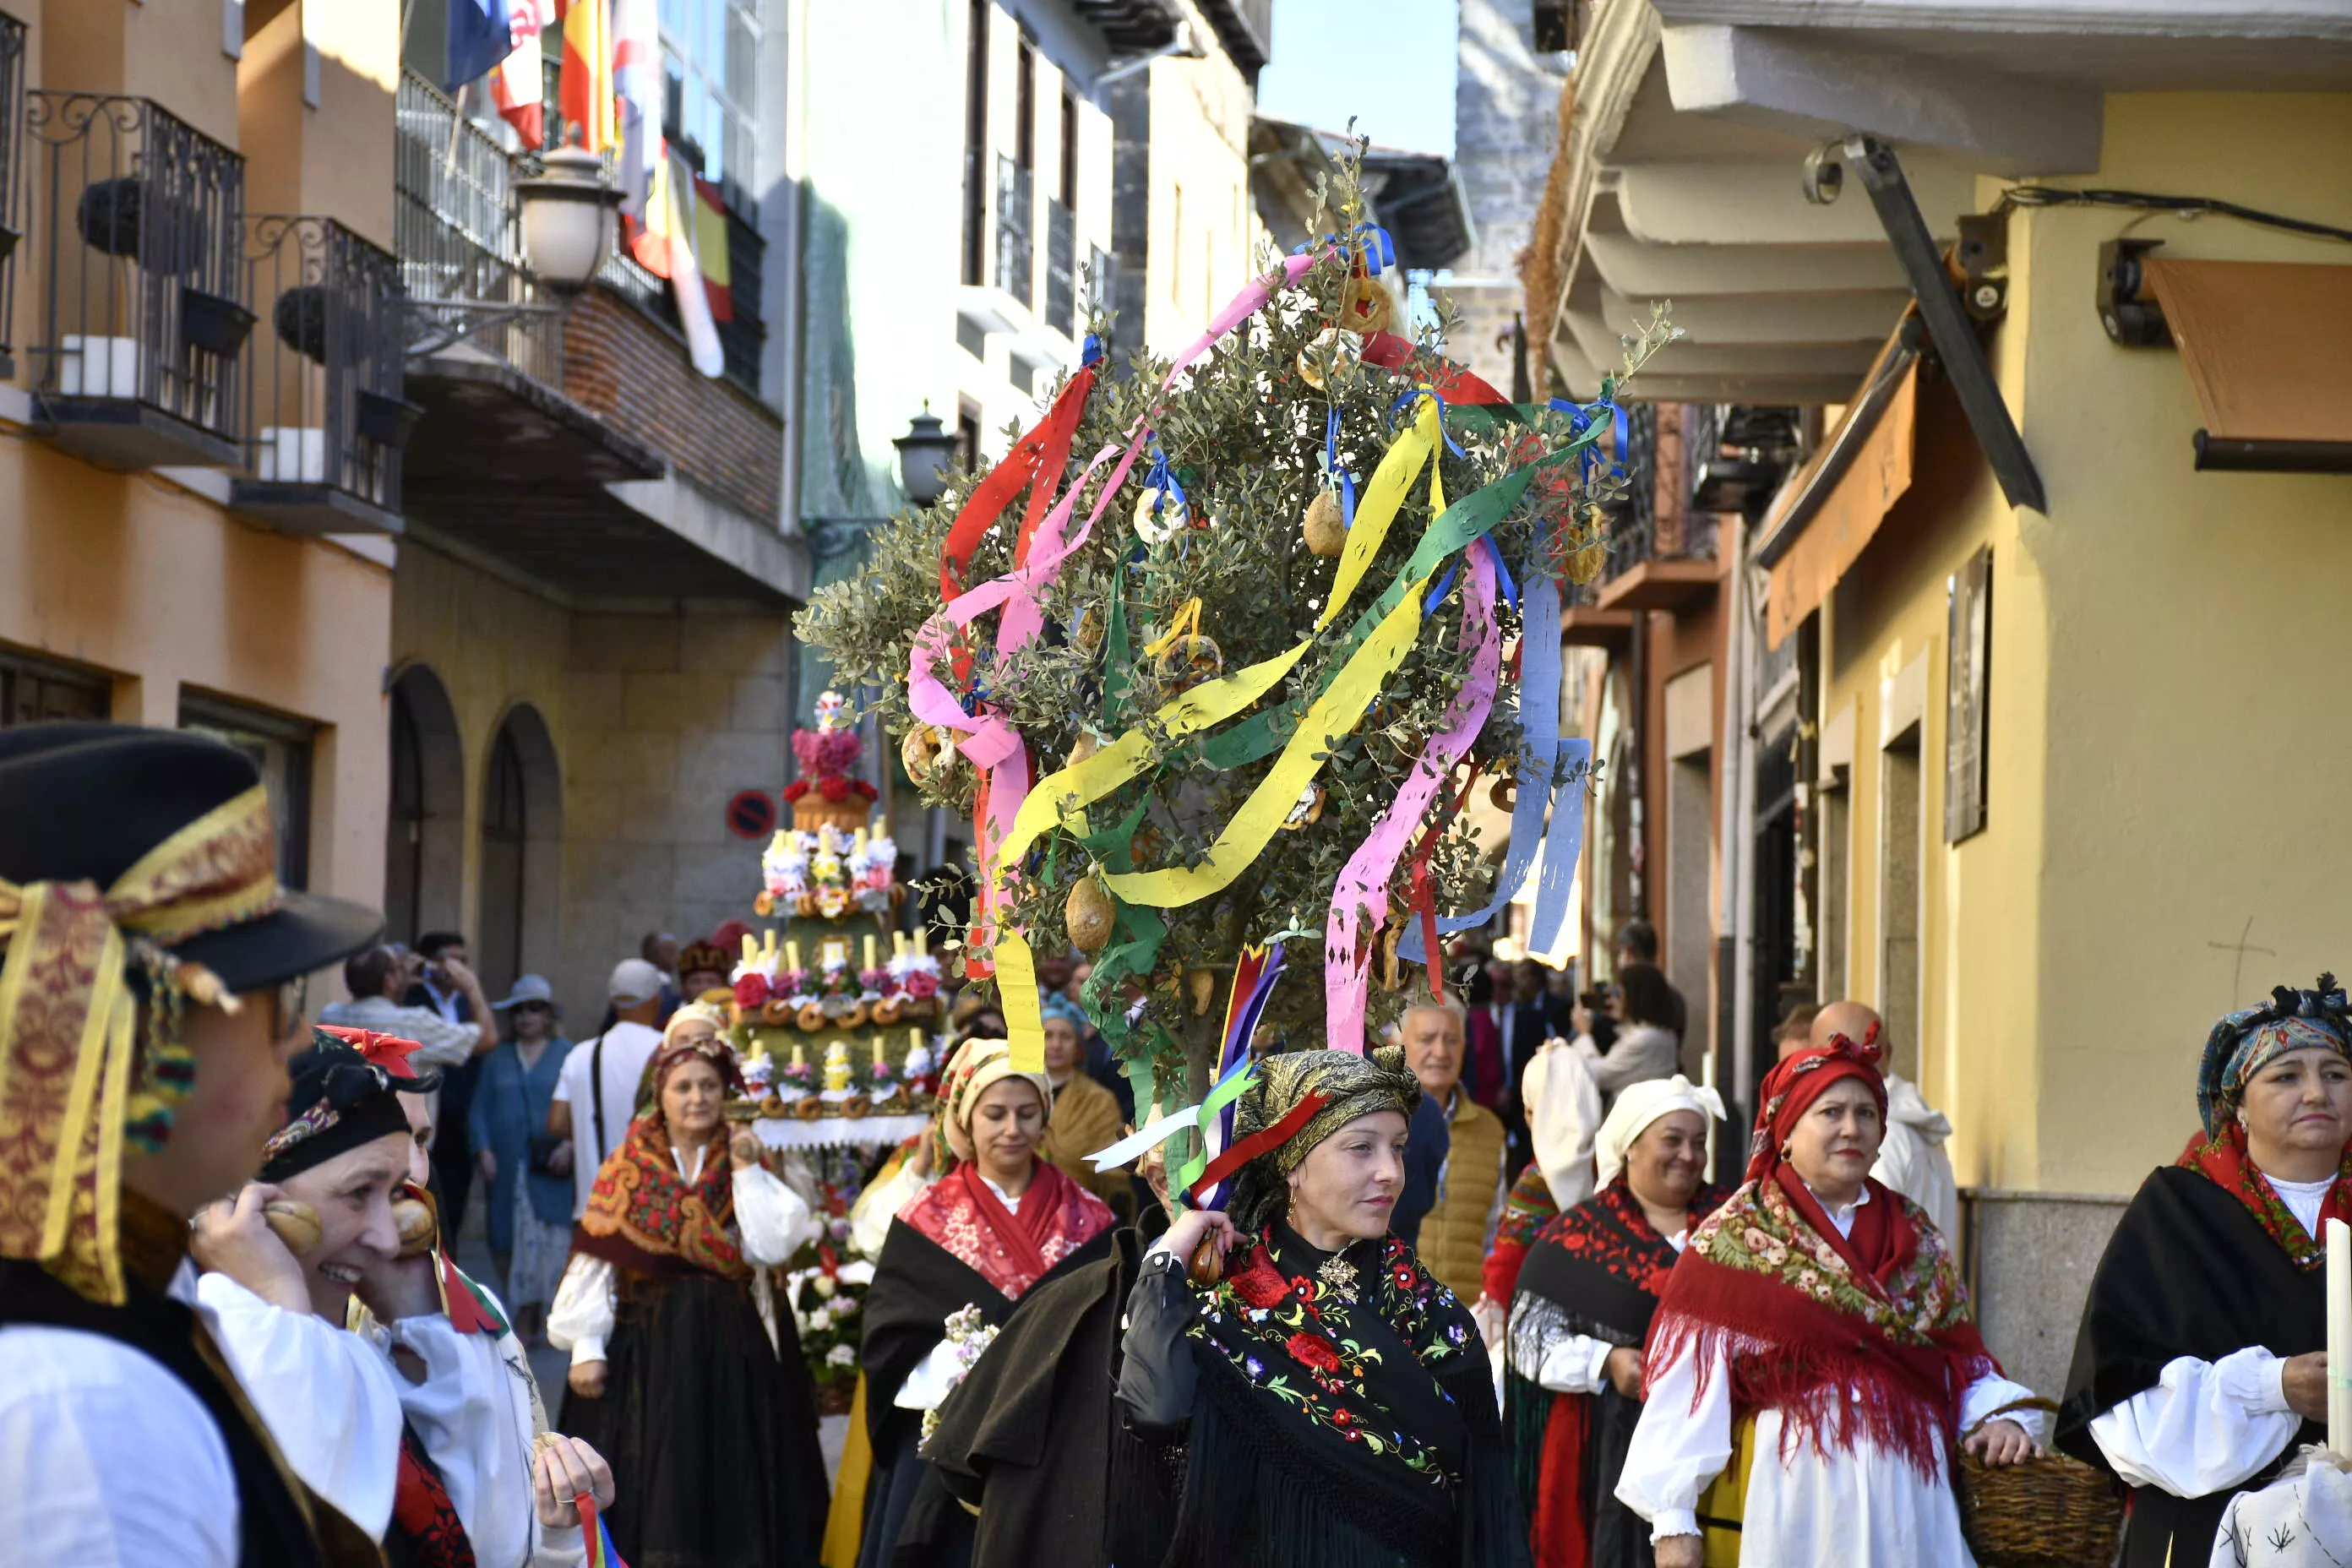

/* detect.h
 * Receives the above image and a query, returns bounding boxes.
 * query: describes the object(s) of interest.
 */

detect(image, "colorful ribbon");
[1324,541,1503,1054]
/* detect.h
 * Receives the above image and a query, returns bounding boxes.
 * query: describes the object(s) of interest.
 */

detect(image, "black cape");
[559,1269,829,1568]
[921,1227,1180,1568]
[857,1217,1114,1568]
[2057,1163,2326,1568]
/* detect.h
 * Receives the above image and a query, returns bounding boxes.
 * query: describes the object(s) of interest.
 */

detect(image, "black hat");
[260,1028,435,1181]
[0,722,382,991]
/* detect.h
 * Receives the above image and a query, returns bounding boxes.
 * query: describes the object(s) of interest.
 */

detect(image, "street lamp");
[405,146,623,355]
[892,404,961,508]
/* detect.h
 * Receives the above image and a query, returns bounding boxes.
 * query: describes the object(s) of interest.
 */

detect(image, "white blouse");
[548,1161,817,1367]
[2082,1171,2322,1498]
[1616,1331,2044,1562]
[1512,1226,1692,1396]
[892,1176,1026,1413]
[198,1271,580,1568]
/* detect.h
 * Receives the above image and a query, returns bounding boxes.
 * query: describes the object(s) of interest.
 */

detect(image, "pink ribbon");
[1324,541,1503,1053]
[905,251,1331,866]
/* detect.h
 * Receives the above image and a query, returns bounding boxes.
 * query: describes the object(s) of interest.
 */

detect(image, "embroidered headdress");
[1226,1044,1422,1232]
[2195,974,2352,1138]
[260,1028,435,1181]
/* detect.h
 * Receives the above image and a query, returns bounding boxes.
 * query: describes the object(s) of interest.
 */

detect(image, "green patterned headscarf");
[1228,1044,1422,1231]
[2196,975,2352,1138]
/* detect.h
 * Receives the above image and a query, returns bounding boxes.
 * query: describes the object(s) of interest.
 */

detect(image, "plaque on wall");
[1945,545,1992,843]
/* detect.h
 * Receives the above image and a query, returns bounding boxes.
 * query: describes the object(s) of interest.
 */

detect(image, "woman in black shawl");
[1116,1044,1532,1568]
[856,1037,1117,1568]
[1506,1075,1725,1567]
[2058,977,2350,1566]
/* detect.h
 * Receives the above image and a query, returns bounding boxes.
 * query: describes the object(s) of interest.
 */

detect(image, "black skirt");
[560,1270,829,1568]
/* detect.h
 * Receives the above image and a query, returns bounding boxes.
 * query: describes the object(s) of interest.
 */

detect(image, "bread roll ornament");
[1066,874,1116,956]
[263,1199,323,1255]
[393,1196,437,1257]
[1303,488,1348,558]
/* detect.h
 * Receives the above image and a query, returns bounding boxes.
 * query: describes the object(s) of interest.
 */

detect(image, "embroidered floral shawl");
[2176,1119,2352,1271]
[898,1158,1113,1298]
[1645,1173,1995,1478]
[572,1113,746,1281]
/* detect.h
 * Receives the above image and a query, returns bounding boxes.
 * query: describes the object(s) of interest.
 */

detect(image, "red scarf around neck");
[2178,1120,2352,1271]
[901,1158,1112,1298]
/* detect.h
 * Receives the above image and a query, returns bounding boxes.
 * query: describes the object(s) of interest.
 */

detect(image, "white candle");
[785,940,802,972]
[863,934,878,971]
[2331,1217,2351,1455]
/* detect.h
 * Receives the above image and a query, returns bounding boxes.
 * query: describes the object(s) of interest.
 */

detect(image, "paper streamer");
[1324,542,1502,1053]
[1399,569,1562,962]
[1526,737,1594,957]
[1086,1103,1200,1171]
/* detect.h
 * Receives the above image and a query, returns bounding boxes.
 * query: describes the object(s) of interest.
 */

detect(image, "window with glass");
[180,693,316,891]
[658,0,760,214]
[0,647,110,728]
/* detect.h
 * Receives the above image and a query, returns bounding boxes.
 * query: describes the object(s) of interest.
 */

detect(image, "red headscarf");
[1745,1023,1912,1288]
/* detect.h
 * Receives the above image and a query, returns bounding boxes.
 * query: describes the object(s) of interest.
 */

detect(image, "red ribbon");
[938,367,1097,684]
[1186,1090,1331,1203]
[1405,761,1481,1003]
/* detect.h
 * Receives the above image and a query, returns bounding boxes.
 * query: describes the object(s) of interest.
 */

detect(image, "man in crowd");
[1788,999,1961,1240]
[1399,999,1509,1306]
[0,724,385,1561]
[675,936,732,1002]
[548,959,667,1217]
[319,942,491,1147]
[406,928,494,1233]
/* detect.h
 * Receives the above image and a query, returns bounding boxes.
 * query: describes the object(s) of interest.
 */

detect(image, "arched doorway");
[384,665,464,948]
[476,703,563,996]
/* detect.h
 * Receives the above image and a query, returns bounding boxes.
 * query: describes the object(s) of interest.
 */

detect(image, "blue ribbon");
[1388,386,1468,460]
[1549,384,1629,483]
[1081,332,1104,368]
[1421,560,1461,616]
[1324,407,1357,531]
[1400,569,1579,964]
[1488,537,1519,612]
[1292,222,1397,274]
[1525,738,1594,956]
[1142,438,1187,522]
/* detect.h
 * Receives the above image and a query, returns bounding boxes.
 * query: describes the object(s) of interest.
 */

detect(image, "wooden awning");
[2144,259,2352,470]
[1759,354,1920,649]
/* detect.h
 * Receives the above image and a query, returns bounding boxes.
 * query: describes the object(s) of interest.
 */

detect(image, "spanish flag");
[626,148,724,378]
[557,0,613,153]
[693,174,733,324]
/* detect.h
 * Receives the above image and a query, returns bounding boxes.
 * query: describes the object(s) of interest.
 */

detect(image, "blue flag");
[444,0,514,93]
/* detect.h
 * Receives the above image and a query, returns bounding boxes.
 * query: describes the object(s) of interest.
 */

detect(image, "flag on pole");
[488,0,552,147]
[445,0,514,92]
[693,174,733,324]
[612,0,660,221]
[558,0,614,153]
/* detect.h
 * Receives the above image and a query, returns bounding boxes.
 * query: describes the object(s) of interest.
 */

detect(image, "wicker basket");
[1955,1397,2122,1568]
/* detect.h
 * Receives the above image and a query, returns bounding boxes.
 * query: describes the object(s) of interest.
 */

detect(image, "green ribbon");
[1169,1061,1257,1195]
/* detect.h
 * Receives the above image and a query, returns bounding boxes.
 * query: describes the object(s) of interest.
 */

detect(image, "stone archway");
[476,701,563,996]
[385,664,464,949]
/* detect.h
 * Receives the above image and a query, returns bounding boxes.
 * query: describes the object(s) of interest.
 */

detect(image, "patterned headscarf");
[1228,1044,1422,1232]
[938,1036,1053,1163]
[662,999,729,1048]
[260,1027,427,1182]
[1746,1024,1888,1184]
[644,1024,743,1108]
[2196,975,2352,1138]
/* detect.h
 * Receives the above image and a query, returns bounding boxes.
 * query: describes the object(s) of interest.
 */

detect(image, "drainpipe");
[1718,512,1759,1161]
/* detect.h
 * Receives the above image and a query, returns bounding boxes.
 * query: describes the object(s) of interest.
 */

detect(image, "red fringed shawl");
[1644,1170,1995,1478]
[898,1159,1113,1298]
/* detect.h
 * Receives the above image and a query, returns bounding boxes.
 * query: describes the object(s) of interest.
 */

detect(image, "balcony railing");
[27,92,250,468]
[1044,196,1075,340]
[1086,243,1118,351]
[395,69,560,384]
[232,216,411,534]
[1603,400,1660,580]
[1689,402,1801,520]
[995,155,1032,307]
[0,14,27,376]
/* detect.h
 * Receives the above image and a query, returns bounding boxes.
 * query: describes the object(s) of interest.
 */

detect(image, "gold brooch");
[1316,1255,1360,1301]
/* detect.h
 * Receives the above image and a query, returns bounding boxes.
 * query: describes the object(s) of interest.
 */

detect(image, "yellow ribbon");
[993,406,1447,1071]
[1139,598,1203,661]
[0,785,280,1303]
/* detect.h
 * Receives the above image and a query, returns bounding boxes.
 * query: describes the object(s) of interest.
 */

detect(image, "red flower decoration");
[1231,1254,1288,1309]
[1286,1332,1343,1373]
[733,973,771,1009]
[819,776,851,802]
[317,1025,421,1081]
[782,780,812,803]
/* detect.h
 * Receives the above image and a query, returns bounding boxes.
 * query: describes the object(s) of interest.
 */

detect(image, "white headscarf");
[1522,1037,1602,1211]
[1594,1074,1726,1189]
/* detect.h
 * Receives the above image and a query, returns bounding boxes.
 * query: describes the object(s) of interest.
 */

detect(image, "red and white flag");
[489,0,554,147]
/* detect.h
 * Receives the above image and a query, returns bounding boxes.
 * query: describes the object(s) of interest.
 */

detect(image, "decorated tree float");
[796,153,1672,1185]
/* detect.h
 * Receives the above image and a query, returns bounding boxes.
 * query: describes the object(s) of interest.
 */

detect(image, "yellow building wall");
[0,433,393,911]
[389,543,577,956]
[1139,48,1266,356]
[1820,91,2352,1200]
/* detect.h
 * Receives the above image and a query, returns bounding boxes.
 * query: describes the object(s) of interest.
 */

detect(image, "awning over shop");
[2143,259,2352,472]
[1756,341,1921,649]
